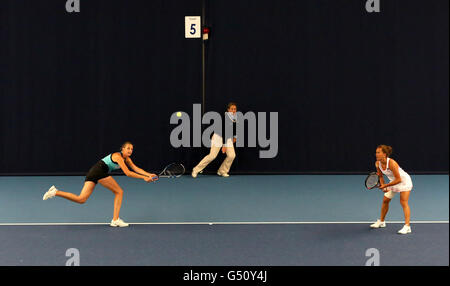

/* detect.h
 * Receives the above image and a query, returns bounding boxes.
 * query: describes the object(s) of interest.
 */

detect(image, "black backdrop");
[1,0,448,174]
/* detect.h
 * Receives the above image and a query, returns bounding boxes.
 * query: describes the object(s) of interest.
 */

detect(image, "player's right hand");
[144,176,156,182]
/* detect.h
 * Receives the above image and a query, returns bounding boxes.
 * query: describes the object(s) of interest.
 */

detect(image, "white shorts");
[384,177,413,199]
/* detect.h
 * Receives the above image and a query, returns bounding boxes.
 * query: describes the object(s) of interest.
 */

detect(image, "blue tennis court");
[0,174,447,266]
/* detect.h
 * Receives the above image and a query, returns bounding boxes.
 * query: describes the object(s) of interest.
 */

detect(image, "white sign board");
[185,16,201,38]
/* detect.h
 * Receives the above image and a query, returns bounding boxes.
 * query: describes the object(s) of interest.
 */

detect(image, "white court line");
[0,221,448,226]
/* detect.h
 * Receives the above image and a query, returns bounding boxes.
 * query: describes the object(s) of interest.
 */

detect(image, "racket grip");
[152,176,159,180]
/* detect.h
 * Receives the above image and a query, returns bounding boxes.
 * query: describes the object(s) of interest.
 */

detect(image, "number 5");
[190,24,196,35]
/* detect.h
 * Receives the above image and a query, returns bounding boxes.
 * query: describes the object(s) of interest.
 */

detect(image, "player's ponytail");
[377,145,393,157]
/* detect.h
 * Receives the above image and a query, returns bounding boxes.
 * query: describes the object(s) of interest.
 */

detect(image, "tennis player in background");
[42,142,158,227]
[370,145,413,234]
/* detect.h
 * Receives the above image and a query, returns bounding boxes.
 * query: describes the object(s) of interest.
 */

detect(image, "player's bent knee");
[115,188,124,196]
[383,190,395,200]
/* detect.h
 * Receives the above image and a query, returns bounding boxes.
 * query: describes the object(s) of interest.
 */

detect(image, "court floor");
[0,174,448,265]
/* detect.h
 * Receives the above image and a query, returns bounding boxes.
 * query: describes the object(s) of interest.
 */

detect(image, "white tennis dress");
[379,158,413,193]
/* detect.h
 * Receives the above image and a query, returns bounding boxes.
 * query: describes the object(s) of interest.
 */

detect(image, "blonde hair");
[377,145,393,157]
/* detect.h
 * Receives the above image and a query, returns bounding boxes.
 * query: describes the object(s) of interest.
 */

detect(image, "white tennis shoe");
[110,218,129,227]
[43,185,58,200]
[397,225,412,234]
[370,219,386,228]
[217,172,229,177]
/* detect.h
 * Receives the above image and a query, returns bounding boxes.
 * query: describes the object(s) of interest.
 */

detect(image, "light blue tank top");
[101,153,122,172]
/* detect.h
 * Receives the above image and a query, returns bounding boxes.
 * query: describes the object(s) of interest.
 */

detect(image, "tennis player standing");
[370,145,413,234]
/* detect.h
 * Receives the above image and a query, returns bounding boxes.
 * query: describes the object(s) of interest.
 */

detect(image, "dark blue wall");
[1,0,448,174]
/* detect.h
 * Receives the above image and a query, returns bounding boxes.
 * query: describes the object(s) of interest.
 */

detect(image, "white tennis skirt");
[386,175,413,192]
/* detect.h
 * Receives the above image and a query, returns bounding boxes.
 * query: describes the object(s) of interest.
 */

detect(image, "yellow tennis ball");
[176,112,182,117]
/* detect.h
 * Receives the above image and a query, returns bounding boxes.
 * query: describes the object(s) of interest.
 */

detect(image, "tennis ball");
[176,112,182,117]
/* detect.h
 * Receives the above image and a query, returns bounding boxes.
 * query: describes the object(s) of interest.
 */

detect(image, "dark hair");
[377,145,393,157]
[227,102,237,111]
[120,141,133,150]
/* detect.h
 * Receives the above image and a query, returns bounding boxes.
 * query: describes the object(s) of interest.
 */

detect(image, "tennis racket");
[364,172,380,190]
[152,163,185,180]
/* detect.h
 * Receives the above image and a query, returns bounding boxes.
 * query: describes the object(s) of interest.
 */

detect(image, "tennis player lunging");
[370,145,413,234]
[42,142,158,227]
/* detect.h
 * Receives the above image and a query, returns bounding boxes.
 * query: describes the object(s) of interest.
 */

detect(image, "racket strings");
[163,163,185,177]
[365,173,379,189]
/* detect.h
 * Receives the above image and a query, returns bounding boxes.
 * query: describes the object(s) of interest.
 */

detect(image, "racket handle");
[152,176,159,180]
